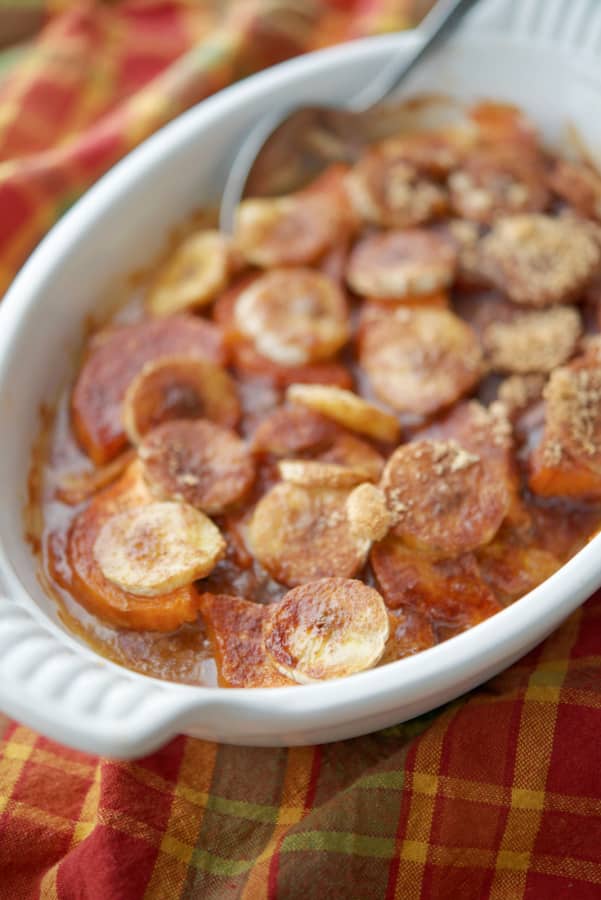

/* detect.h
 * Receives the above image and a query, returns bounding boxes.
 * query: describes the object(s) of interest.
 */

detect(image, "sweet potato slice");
[529,357,601,498]
[251,405,338,457]
[68,462,201,631]
[380,439,508,555]
[380,608,436,664]
[476,529,560,605]
[371,536,501,629]
[198,593,294,688]
[72,315,226,464]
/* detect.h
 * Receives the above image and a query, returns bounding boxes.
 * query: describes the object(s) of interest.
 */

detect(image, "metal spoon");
[219,0,482,232]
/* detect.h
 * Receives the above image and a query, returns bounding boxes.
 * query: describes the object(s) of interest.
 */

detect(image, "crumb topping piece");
[482,305,581,374]
[548,159,601,222]
[480,214,600,306]
[380,439,509,555]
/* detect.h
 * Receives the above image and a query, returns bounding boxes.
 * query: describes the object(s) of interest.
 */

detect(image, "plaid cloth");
[2,2,601,898]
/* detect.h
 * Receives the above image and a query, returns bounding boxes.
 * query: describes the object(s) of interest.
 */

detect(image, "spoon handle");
[349,0,483,113]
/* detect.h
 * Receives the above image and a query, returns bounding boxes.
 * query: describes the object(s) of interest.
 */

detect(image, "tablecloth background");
[1,2,601,898]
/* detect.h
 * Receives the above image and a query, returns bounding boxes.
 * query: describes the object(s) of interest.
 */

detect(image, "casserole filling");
[31,102,601,687]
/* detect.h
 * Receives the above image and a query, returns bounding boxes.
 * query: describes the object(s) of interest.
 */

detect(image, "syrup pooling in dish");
[32,101,601,688]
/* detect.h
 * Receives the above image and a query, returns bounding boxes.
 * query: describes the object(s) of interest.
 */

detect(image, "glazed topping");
[234,268,349,364]
[38,100,601,688]
[94,501,225,596]
[346,229,457,299]
[480,214,600,306]
[263,578,389,683]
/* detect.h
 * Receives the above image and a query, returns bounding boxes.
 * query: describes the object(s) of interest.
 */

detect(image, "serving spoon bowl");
[219,0,483,232]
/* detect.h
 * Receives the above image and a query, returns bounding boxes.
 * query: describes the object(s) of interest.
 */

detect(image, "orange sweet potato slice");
[380,608,436,664]
[371,536,501,629]
[476,528,560,605]
[72,315,226,465]
[380,439,508,555]
[68,462,201,631]
[529,358,601,498]
[198,593,294,687]
[250,405,338,456]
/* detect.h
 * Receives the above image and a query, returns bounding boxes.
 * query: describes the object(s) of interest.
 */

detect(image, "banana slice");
[346,483,391,542]
[480,214,600,307]
[234,268,350,365]
[94,500,225,596]
[68,462,203,631]
[140,419,255,515]
[263,577,389,683]
[248,482,370,586]
[448,147,548,224]
[72,314,226,465]
[359,306,482,416]
[287,383,400,443]
[346,149,448,229]
[251,405,338,457]
[371,536,501,627]
[122,355,239,445]
[380,439,509,555]
[278,460,375,488]
[346,229,457,301]
[234,190,349,268]
[198,592,294,687]
[317,434,384,481]
[481,305,581,375]
[548,159,601,221]
[148,230,239,316]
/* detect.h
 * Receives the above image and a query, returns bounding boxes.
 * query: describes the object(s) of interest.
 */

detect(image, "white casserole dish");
[1,0,601,759]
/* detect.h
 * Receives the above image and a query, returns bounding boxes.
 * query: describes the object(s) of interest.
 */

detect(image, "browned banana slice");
[380,439,509,555]
[346,483,391,543]
[359,307,482,416]
[263,577,389,683]
[371,536,501,628]
[346,148,447,228]
[248,482,370,586]
[234,269,349,365]
[347,230,456,300]
[198,593,294,688]
[148,231,239,316]
[278,460,375,489]
[548,159,601,221]
[448,147,548,224]
[251,405,338,457]
[481,305,581,374]
[480,215,600,307]
[94,501,225,596]
[72,315,226,465]
[140,419,255,514]
[234,173,352,268]
[122,355,240,444]
[287,383,400,443]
